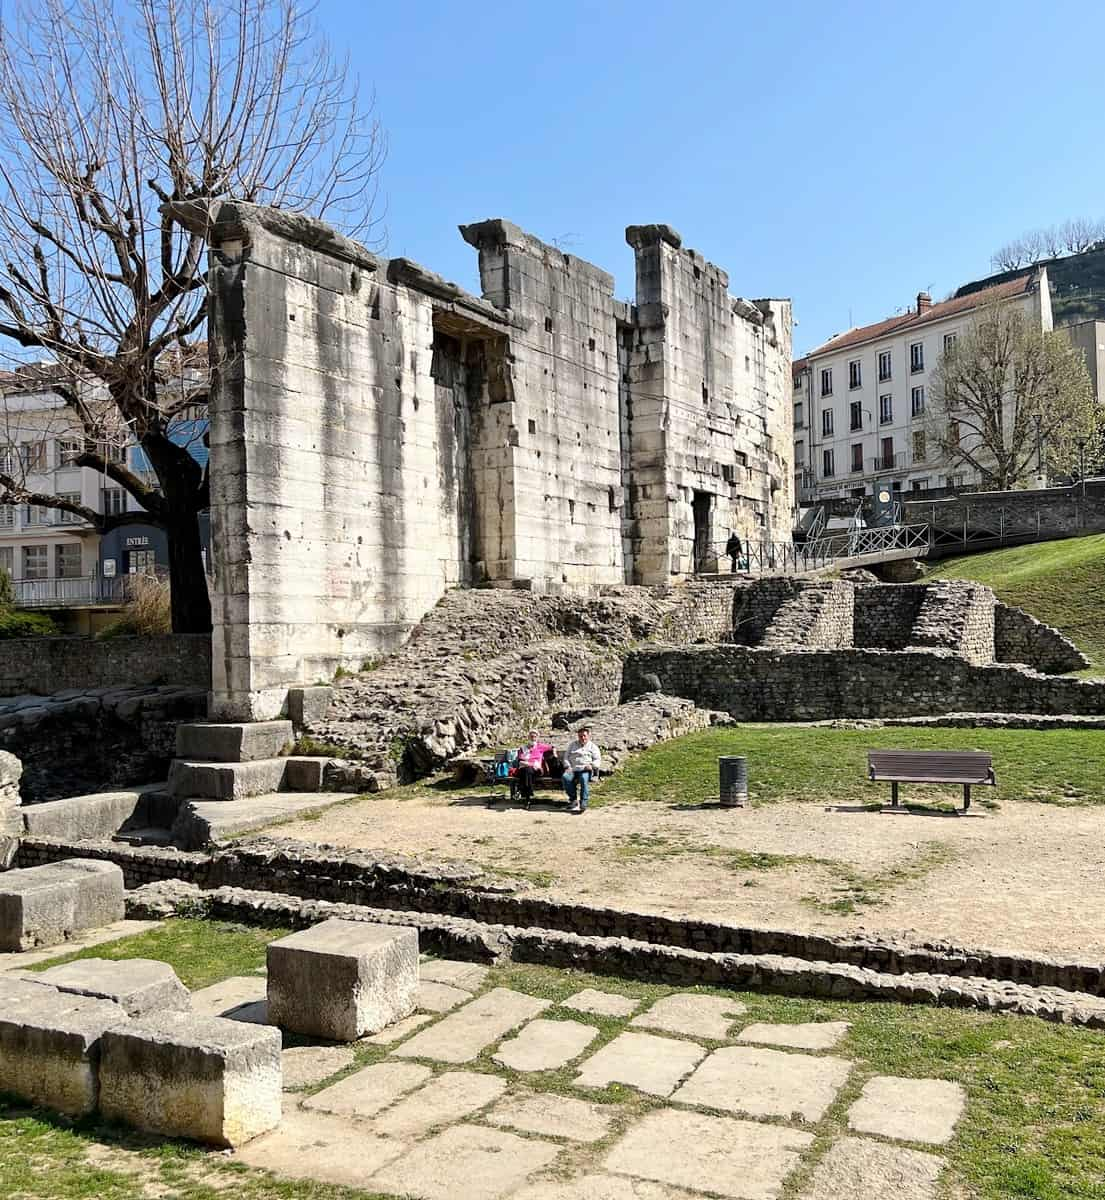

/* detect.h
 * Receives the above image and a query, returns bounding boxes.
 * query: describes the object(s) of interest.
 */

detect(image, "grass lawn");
[924,533,1105,673]
[599,723,1105,808]
[2,921,1104,1199]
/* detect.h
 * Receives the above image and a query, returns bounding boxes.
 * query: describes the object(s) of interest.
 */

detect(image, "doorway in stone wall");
[692,490,712,572]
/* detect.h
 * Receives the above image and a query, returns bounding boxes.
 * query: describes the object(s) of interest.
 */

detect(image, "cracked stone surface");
[847,1077,966,1146]
[604,1108,814,1200]
[189,975,265,1017]
[737,1021,851,1051]
[303,1061,431,1118]
[493,1018,599,1072]
[800,1137,947,1199]
[514,1176,702,1199]
[561,989,640,1018]
[418,980,473,1013]
[673,1046,852,1123]
[370,1122,561,1200]
[360,1012,434,1045]
[574,1031,706,1097]
[485,1091,618,1143]
[393,988,551,1064]
[420,959,489,991]
[372,1071,506,1139]
[281,1045,355,1090]
[629,993,747,1040]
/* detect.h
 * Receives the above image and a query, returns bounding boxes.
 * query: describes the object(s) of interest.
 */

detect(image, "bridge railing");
[717,523,932,577]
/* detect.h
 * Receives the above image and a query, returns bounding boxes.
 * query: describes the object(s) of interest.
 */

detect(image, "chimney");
[916,291,932,314]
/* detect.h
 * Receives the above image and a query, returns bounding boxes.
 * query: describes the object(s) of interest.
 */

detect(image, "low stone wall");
[995,603,1089,673]
[622,644,1105,722]
[759,581,854,650]
[1,687,207,802]
[853,585,927,649]
[907,580,996,664]
[0,634,211,697]
[905,481,1105,541]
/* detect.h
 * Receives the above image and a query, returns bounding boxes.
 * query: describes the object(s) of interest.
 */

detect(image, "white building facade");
[799,271,1052,503]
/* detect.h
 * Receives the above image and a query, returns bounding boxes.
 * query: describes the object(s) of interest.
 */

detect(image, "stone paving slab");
[237,1107,407,1188]
[373,1070,506,1139]
[371,1122,560,1200]
[35,957,190,1018]
[303,1060,431,1118]
[189,975,266,1018]
[847,1076,967,1146]
[494,1018,599,1072]
[574,1031,706,1097]
[281,1045,356,1090]
[0,920,161,972]
[361,1012,433,1045]
[629,993,747,1040]
[800,1136,946,1200]
[514,1177,701,1200]
[420,959,489,990]
[561,989,640,1018]
[419,980,473,1013]
[604,1108,814,1200]
[485,1091,618,1143]
[673,1046,852,1124]
[737,1021,851,1051]
[393,987,551,1064]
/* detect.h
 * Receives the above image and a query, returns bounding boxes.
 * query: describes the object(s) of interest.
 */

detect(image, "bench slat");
[867,749,995,786]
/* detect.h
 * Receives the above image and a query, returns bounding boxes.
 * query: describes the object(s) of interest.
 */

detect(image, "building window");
[943,332,958,353]
[880,437,895,470]
[822,448,835,478]
[848,359,861,389]
[55,542,81,578]
[879,394,893,424]
[101,487,126,516]
[911,478,929,492]
[911,386,925,416]
[0,546,11,575]
[99,441,128,464]
[851,443,863,473]
[22,545,48,579]
[58,439,82,467]
[793,402,803,429]
[878,350,892,382]
[22,504,51,526]
[820,368,833,397]
[850,401,863,431]
[821,409,834,436]
[795,439,805,464]
[0,507,12,529]
[910,342,924,373]
[20,442,46,472]
[57,493,83,524]
[913,431,926,462]
[948,420,960,447]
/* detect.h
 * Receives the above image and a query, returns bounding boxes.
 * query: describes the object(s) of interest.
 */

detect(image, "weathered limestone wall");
[909,581,996,664]
[994,603,1089,673]
[759,582,854,650]
[853,586,927,649]
[0,635,210,698]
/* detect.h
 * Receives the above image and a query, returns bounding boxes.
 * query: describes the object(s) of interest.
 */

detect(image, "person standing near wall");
[725,531,743,573]
[562,726,602,814]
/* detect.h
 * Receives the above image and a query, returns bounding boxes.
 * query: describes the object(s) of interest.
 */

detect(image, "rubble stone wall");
[853,585,927,649]
[0,634,210,697]
[994,603,1090,673]
[908,580,996,664]
[759,581,854,650]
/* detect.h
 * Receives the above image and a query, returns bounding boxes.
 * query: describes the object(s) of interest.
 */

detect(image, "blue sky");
[321,0,1105,357]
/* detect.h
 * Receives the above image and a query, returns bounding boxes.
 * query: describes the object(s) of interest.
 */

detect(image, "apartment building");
[792,356,813,499]
[799,270,1052,503]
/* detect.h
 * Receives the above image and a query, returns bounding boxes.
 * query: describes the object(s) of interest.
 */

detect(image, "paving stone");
[371,1122,560,1200]
[800,1137,946,1200]
[360,1011,433,1045]
[237,1107,406,1187]
[393,987,551,1064]
[513,1177,700,1200]
[561,989,640,1018]
[485,1090,618,1142]
[280,1045,355,1090]
[303,1060,431,1118]
[673,1046,851,1123]
[574,1031,706,1097]
[604,1108,814,1200]
[419,980,473,1013]
[847,1077,967,1146]
[35,957,190,1018]
[190,975,266,1018]
[629,993,747,1040]
[738,1021,851,1051]
[373,1070,506,1139]
[494,1018,599,1071]
[420,959,489,990]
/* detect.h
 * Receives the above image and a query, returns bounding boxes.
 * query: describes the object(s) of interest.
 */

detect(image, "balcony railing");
[869,452,907,473]
[13,574,130,608]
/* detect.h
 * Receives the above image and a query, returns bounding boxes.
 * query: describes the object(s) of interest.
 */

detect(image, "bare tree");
[927,303,1098,491]
[0,0,383,631]
[991,218,1105,272]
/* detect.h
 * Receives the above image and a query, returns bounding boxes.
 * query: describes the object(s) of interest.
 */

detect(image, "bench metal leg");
[963,784,971,812]
[891,781,900,808]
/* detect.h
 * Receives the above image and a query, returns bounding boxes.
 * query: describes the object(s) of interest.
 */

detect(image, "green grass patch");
[925,533,1105,673]
[598,723,1105,807]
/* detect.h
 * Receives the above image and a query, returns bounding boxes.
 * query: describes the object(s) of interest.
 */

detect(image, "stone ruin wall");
[194,202,792,719]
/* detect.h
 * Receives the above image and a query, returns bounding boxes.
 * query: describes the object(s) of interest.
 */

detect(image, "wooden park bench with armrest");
[480,754,603,808]
[867,749,996,812]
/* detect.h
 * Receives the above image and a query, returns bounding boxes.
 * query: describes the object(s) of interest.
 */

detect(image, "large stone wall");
[907,482,1105,542]
[758,581,854,650]
[0,635,210,697]
[908,581,996,664]
[190,201,792,720]
[995,603,1090,673]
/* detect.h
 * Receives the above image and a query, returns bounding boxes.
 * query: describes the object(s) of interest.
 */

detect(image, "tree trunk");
[167,515,212,634]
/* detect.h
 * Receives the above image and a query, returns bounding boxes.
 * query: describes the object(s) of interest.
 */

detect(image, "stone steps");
[167,756,329,800]
[175,720,294,763]
[169,792,355,849]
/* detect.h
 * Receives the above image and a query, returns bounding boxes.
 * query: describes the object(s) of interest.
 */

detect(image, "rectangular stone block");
[167,758,289,799]
[287,686,333,729]
[0,859,125,952]
[176,720,294,762]
[0,976,128,1115]
[99,1011,282,1147]
[36,958,191,1018]
[281,757,325,792]
[267,917,418,1041]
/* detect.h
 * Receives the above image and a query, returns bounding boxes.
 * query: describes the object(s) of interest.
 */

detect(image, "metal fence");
[13,574,130,608]
[714,523,933,577]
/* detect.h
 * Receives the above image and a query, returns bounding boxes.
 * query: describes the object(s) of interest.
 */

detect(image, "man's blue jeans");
[562,768,592,810]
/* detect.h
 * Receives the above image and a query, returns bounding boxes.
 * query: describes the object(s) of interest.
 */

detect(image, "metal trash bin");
[718,755,748,808]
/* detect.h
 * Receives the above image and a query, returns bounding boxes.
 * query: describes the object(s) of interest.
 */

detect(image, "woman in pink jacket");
[514,729,554,802]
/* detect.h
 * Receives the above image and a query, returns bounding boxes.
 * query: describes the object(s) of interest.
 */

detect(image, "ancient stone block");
[99,1011,282,1147]
[303,1060,431,1117]
[737,1021,851,1051]
[0,858,125,952]
[486,1091,617,1143]
[800,1136,946,1200]
[629,993,747,1039]
[176,720,294,762]
[167,757,289,799]
[493,1018,599,1071]
[287,686,333,729]
[574,1031,705,1097]
[393,987,550,1064]
[266,917,419,1040]
[847,1076,966,1145]
[561,988,640,1018]
[372,1070,506,1138]
[35,957,190,1018]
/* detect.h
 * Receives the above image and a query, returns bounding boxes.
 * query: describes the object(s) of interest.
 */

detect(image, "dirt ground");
[266,783,1105,961]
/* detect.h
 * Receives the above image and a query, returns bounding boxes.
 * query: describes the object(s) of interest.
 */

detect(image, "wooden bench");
[867,749,996,812]
[480,756,602,808]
